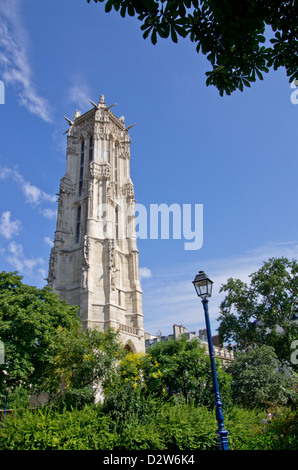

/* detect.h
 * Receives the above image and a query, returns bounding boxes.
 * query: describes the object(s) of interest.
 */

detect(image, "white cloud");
[0,211,21,239]
[44,236,53,247]
[0,0,52,122]
[139,266,152,280]
[40,208,57,219]
[38,268,47,280]
[0,167,56,206]
[22,182,45,205]
[6,241,44,276]
[0,168,11,179]
[67,75,91,111]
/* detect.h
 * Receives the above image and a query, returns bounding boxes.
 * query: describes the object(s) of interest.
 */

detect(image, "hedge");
[0,403,297,450]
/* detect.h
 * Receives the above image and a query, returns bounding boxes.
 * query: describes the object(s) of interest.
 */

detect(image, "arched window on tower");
[124,343,132,353]
[124,341,136,354]
[79,140,84,196]
[75,206,81,244]
[114,143,118,197]
[115,206,119,245]
[89,135,93,162]
[107,138,110,162]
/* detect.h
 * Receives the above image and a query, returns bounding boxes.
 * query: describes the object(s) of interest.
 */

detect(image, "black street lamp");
[192,271,229,450]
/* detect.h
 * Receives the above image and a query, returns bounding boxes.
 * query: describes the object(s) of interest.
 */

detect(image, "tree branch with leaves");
[87,0,298,95]
[217,257,298,366]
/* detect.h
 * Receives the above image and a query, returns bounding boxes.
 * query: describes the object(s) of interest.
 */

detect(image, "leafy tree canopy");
[227,345,297,409]
[87,0,298,95]
[0,271,123,407]
[217,257,298,365]
[102,336,232,423]
[0,272,81,396]
[142,335,232,407]
[46,325,124,409]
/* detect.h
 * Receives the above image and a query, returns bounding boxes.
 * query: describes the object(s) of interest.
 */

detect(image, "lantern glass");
[193,271,213,299]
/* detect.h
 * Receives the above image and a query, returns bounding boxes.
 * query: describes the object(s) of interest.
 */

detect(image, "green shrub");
[1,403,296,450]
[224,407,264,450]
[155,404,218,450]
[103,378,162,427]
[114,414,165,450]
[240,408,298,450]
[0,405,116,450]
[0,386,31,411]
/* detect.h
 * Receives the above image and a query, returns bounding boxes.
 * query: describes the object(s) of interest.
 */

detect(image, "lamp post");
[192,271,229,450]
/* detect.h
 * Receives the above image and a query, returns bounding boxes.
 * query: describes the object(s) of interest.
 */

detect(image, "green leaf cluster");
[46,326,123,409]
[103,335,232,417]
[1,402,297,450]
[231,407,298,450]
[0,405,116,450]
[218,257,298,365]
[0,272,81,396]
[227,345,298,409]
[0,271,123,409]
[88,0,298,95]
[142,335,232,408]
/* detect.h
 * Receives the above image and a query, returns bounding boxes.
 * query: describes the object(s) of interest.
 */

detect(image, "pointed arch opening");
[124,340,137,354]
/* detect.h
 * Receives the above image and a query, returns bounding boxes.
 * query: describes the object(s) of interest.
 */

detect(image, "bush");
[102,379,161,426]
[224,407,264,450]
[1,403,297,450]
[0,402,219,450]
[114,415,165,450]
[156,403,218,450]
[239,408,298,450]
[0,405,116,450]
[227,346,297,409]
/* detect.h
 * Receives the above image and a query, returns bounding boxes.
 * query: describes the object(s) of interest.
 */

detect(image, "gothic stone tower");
[48,95,144,353]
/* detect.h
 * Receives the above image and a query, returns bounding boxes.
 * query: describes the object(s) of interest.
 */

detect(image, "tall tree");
[143,335,231,407]
[0,272,81,397]
[227,345,297,409]
[0,272,124,408]
[102,336,232,422]
[87,0,298,95]
[217,257,298,365]
[46,326,124,409]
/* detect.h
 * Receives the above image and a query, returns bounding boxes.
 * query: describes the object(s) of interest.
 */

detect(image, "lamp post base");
[216,429,229,450]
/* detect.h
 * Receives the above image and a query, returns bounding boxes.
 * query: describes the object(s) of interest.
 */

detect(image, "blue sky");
[0,0,297,336]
